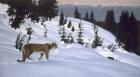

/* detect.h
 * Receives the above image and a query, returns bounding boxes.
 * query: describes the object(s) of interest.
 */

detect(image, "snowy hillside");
[0,14,140,77]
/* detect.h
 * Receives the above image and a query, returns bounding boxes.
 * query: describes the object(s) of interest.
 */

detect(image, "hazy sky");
[58,0,140,6]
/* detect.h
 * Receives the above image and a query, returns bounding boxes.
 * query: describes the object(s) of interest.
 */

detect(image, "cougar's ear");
[52,42,54,44]
[48,44,51,49]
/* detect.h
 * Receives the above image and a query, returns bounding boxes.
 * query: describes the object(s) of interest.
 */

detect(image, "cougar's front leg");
[44,50,49,60]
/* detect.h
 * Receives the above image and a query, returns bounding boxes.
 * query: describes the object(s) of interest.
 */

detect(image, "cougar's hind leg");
[28,57,33,60]
[20,48,31,62]
[22,54,27,62]
[17,54,26,62]
[17,48,26,62]
[38,53,44,60]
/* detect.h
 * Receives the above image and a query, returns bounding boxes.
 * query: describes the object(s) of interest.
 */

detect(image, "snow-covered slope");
[0,13,140,77]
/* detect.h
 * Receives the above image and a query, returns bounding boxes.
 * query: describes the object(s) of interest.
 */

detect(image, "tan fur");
[17,42,57,62]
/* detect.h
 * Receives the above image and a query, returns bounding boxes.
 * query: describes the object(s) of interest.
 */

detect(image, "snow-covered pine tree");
[70,33,74,43]
[15,33,21,49]
[91,25,103,48]
[18,35,26,51]
[108,39,124,52]
[71,26,75,32]
[26,24,33,43]
[116,39,125,49]
[26,26,33,43]
[67,20,72,28]
[67,33,74,43]
[15,33,26,51]
[59,24,66,42]
[59,10,68,43]
[77,22,84,45]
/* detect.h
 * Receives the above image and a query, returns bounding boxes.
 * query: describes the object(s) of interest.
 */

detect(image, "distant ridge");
[58,4,140,22]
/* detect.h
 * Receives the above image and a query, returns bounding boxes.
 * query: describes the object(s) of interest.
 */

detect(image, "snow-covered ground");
[0,9,140,77]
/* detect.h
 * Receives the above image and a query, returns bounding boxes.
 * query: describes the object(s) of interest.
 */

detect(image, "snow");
[0,4,8,14]
[0,10,140,77]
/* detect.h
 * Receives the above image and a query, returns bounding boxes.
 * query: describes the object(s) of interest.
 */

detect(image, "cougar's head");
[51,42,58,48]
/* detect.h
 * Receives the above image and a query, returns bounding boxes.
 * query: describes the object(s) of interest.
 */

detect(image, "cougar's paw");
[17,59,24,63]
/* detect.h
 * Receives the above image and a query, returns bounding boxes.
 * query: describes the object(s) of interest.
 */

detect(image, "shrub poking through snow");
[15,33,21,49]
[108,39,125,52]
[26,26,33,43]
[108,43,116,52]
[15,33,26,51]
[91,25,103,48]
[43,24,47,38]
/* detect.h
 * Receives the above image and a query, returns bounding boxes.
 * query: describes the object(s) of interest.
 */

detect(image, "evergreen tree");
[70,33,74,43]
[67,33,74,43]
[43,24,47,38]
[59,10,67,26]
[15,33,26,51]
[67,20,72,28]
[118,11,138,54]
[71,26,75,32]
[84,11,89,21]
[59,25,66,42]
[59,10,64,26]
[105,10,116,33]
[91,25,103,48]
[6,6,15,24]
[6,0,33,29]
[77,22,84,45]
[18,35,26,51]
[119,11,130,51]
[74,7,81,19]
[29,2,40,23]
[59,10,67,43]
[129,12,138,53]
[15,33,21,49]
[2,0,58,29]
[38,0,58,21]
[89,11,95,23]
